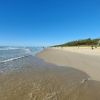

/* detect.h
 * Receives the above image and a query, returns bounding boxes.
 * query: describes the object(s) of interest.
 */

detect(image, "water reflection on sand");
[0,56,100,100]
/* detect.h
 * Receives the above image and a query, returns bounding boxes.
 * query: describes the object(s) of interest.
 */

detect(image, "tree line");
[54,38,100,47]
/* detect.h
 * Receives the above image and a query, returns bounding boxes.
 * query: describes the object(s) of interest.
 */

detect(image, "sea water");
[0,46,43,73]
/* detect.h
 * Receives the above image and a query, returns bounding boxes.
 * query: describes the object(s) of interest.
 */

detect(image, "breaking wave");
[0,55,28,63]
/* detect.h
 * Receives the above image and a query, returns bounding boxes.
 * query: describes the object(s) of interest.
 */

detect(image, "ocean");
[0,46,43,73]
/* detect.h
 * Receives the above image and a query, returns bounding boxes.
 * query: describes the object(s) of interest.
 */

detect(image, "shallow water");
[0,47,43,73]
[0,55,100,100]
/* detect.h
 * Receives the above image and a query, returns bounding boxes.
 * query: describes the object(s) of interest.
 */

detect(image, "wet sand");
[0,53,100,99]
[0,64,90,100]
[37,48,100,81]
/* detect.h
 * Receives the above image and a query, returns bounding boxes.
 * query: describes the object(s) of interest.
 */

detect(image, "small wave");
[23,48,32,54]
[0,55,28,63]
[0,47,20,50]
[23,48,43,55]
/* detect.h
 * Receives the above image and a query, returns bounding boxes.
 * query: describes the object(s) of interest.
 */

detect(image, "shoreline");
[0,52,92,100]
[37,47,100,81]
[0,47,100,99]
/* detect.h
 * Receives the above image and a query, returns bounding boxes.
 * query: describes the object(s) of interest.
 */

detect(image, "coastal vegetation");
[54,38,100,47]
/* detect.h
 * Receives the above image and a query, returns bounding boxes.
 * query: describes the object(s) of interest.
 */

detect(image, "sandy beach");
[0,47,100,100]
[0,55,93,100]
[53,47,100,56]
[37,47,100,81]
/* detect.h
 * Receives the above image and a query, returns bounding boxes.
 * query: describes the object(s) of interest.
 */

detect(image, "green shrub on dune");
[54,38,100,47]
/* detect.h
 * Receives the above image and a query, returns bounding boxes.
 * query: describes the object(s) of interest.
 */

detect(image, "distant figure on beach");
[43,47,45,49]
[78,45,80,48]
[91,45,94,50]
[95,46,97,48]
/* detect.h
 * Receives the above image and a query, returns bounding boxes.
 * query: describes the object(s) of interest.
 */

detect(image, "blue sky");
[0,0,100,46]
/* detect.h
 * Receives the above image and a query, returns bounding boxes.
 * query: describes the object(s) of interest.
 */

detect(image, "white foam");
[0,55,27,63]
[0,47,20,50]
[23,48,32,54]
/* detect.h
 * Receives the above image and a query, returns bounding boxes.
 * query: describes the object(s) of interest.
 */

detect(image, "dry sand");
[53,47,100,56]
[37,47,100,81]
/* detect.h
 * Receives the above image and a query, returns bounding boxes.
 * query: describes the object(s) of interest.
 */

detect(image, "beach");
[37,47,100,99]
[0,47,100,99]
[0,55,92,100]
[37,47,100,81]
[53,47,100,56]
